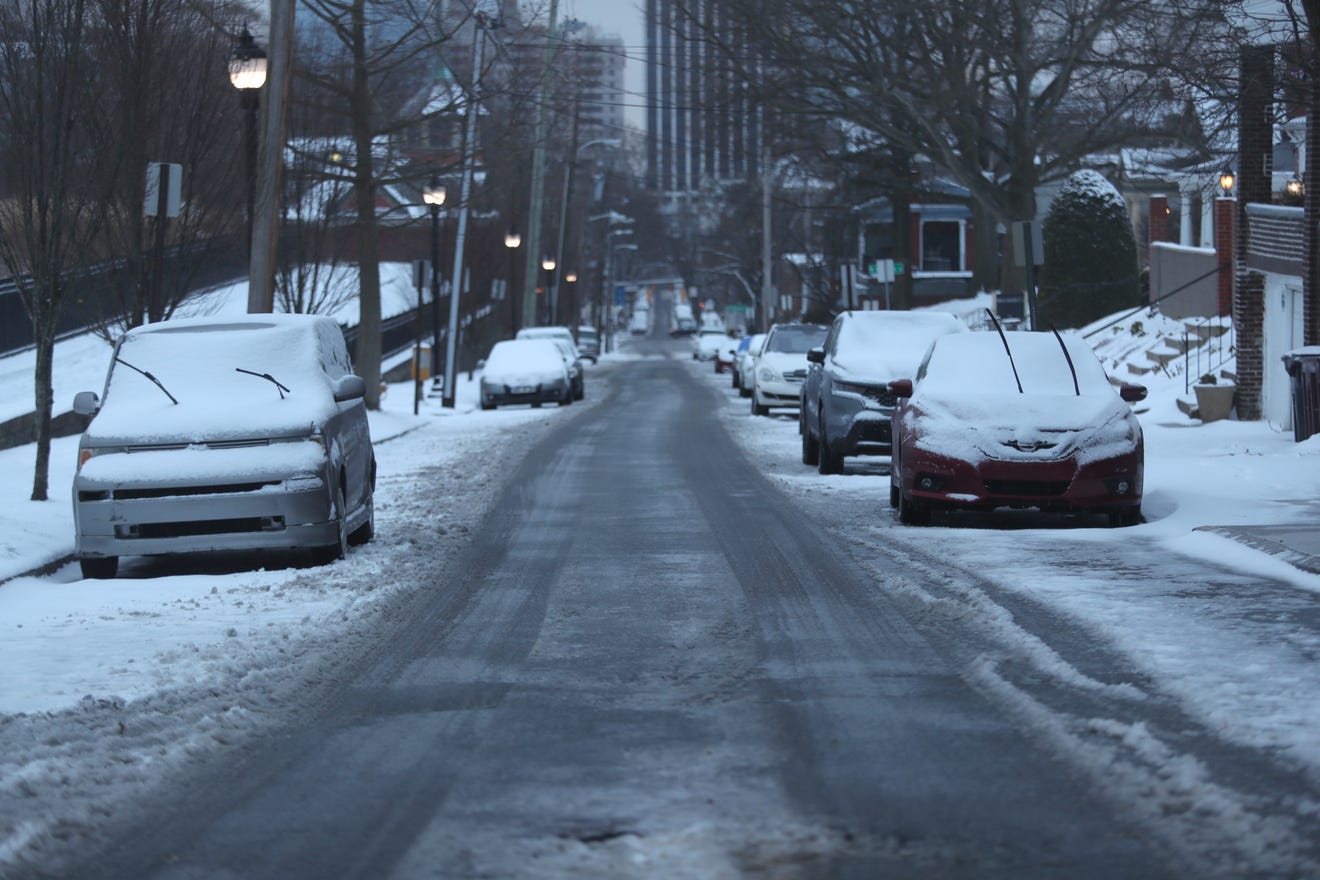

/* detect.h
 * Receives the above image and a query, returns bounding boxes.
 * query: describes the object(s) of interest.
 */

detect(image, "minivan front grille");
[113,481,277,500]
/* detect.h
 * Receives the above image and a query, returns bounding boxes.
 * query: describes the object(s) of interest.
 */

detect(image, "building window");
[921,220,963,271]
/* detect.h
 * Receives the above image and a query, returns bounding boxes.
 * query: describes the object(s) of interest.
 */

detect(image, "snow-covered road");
[706,359,1320,876]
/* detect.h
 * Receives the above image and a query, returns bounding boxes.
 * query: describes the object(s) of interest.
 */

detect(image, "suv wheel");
[817,413,842,475]
[801,422,820,465]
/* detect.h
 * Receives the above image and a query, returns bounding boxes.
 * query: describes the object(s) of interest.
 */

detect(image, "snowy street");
[2,331,1320,877]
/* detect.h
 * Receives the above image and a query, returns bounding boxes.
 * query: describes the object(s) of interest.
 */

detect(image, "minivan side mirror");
[332,375,366,402]
[888,379,914,398]
[806,347,825,365]
[73,391,100,415]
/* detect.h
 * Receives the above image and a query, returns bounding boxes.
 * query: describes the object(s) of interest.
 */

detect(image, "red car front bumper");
[899,446,1143,514]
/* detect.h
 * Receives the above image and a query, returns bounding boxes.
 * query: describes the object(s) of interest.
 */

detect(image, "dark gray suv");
[800,310,966,474]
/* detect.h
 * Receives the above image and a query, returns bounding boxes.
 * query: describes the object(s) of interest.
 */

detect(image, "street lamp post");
[504,226,521,337]
[552,137,620,326]
[228,28,268,259]
[424,177,447,384]
[540,256,556,325]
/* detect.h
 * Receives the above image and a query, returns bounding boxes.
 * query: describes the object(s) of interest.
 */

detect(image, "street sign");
[869,259,895,284]
[1012,221,1044,267]
[144,163,181,218]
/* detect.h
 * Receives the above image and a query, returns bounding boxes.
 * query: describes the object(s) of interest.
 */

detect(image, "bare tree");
[0,0,102,501]
[690,0,1241,293]
[294,0,472,408]
[86,0,247,332]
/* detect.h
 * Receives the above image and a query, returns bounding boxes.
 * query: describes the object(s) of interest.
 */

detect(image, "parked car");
[801,310,967,474]
[551,338,585,400]
[70,314,375,579]
[575,325,600,362]
[714,334,739,374]
[888,330,1146,527]
[750,322,828,416]
[516,326,575,347]
[735,333,766,397]
[692,328,726,361]
[480,338,574,410]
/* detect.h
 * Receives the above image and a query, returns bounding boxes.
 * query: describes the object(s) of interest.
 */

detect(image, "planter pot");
[1194,383,1236,423]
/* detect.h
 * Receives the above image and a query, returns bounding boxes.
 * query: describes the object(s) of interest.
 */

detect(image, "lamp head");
[1219,165,1235,193]
[423,177,446,207]
[504,227,521,249]
[229,28,268,91]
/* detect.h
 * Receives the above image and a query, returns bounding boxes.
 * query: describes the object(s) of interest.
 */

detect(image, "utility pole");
[248,0,294,313]
[551,102,580,326]
[443,16,490,408]
[520,0,561,329]
[760,136,772,332]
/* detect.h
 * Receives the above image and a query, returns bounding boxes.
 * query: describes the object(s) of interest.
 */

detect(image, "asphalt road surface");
[82,339,1180,879]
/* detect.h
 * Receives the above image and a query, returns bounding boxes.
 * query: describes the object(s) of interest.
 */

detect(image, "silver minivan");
[71,314,375,578]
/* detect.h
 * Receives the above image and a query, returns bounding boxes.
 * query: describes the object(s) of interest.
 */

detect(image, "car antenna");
[1050,325,1081,396]
[984,309,1023,394]
[115,356,178,405]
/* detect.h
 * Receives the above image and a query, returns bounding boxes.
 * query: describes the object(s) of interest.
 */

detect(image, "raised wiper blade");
[115,356,178,405]
[1050,326,1081,396]
[236,367,291,400]
[985,308,1023,394]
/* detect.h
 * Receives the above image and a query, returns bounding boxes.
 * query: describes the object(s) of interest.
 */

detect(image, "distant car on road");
[889,330,1146,527]
[629,309,650,335]
[480,338,573,410]
[714,335,739,374]
[71,314,375,579]
[735,333,766,397]
[801,310,967,474]
[575,325,600,362]
[692,328,725,361]
[750,322,827,416]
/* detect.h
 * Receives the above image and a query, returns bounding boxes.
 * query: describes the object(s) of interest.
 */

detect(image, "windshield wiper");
[985,309,1023,394]
[115,356,178,405]
[1050,326,1081,396]
[236,367,291,399]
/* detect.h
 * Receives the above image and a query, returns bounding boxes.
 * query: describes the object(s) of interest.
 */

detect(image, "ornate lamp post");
[228,28,267,258]
[423,177,447,382]
[504,225,522,336]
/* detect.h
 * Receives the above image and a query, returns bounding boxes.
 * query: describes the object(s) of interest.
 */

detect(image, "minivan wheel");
[314,486,349,565]
[79,556,118,579]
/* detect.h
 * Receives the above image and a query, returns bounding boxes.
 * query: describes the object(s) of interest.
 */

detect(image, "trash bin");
[1282,348,1320,442]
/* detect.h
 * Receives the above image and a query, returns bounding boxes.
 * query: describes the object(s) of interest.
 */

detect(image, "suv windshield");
[766,326,826,353]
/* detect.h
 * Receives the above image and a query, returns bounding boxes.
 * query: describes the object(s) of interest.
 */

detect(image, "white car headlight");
[759,366,781,382]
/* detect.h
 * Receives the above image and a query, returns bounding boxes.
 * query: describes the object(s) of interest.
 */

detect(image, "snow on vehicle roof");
[516,326,574,341]
[833,311,966,380]
[87,314,348,445]
[484,338,566,377]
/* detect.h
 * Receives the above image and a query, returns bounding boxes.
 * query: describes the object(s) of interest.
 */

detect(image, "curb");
[1195,525,1320,577]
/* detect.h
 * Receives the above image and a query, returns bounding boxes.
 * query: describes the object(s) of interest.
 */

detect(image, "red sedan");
[889,329,1146,527]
